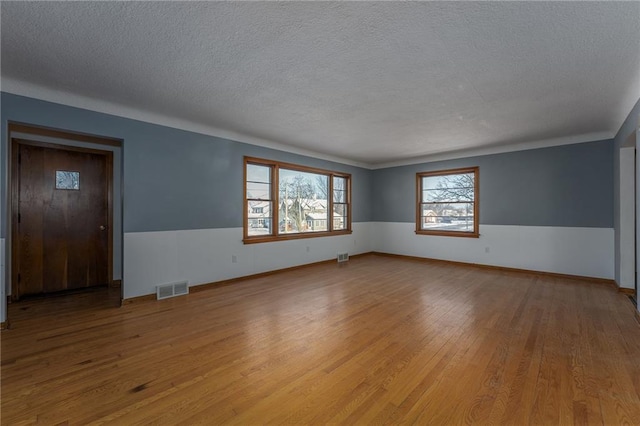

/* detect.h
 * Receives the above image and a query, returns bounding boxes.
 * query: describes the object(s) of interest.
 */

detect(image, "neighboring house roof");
[306,212,328,220]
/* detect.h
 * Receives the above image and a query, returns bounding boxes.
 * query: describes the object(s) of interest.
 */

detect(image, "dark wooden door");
[14,141,111,299]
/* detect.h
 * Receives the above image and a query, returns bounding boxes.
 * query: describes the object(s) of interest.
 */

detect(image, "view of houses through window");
[246,163,273,236]
[245,158,351,242]
[279,168,329,234]
[417,167,479,237]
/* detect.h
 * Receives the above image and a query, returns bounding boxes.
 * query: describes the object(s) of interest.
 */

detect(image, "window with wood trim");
[244,157,352,243]
[416,167,479,238]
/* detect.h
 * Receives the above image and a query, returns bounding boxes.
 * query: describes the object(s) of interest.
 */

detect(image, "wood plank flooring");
[2,254,640,425]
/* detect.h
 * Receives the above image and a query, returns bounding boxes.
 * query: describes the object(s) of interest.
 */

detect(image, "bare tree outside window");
[417,167,479,237]
[244,157,352,243]
[279,170,328,233]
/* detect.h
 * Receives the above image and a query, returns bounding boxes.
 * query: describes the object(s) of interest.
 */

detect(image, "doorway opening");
[619,131,636,305]
[5,123,123,328]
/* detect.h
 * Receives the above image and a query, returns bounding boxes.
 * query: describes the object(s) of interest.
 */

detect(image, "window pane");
[423,173,474,191]
[420,202,474,232]
[333,216,347,230]
[244,157,351,242]
[333,176,347,202]
[279,169,328,234]
[247,182,271,200]
[247,201,272,236]
[334,190,346,203]
[56,170,80,190]
[333,204,347,230]
[423,188,474,203]
[247,164,270,183]
[333,190,346,203]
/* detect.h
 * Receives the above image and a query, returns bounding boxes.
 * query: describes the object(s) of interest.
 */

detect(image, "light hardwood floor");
[2,254,640,424]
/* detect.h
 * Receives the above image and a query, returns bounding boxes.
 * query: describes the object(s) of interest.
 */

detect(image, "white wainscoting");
[123,222,614,300]
[1,238,5,323]
[123,222,373,299]
[371,223,614,280]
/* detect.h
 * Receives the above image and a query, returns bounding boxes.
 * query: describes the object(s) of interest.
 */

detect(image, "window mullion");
[244,156,352,243]
[273,165,279,237]
[328,173,334,232]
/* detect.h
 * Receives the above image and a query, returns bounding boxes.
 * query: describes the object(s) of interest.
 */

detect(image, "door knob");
[99,225,106,231]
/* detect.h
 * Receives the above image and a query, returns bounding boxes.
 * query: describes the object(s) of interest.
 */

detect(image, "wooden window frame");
[332,175,349,232]
[243,157,352,244]
[416,166,479,238]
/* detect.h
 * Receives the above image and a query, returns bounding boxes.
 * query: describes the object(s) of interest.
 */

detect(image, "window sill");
[415,230,479,238]
[243,229,353,244]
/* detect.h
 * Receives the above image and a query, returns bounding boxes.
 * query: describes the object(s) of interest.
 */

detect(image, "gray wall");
[0,92,372,237]
[0,91,616,237]
[372,140,614,228]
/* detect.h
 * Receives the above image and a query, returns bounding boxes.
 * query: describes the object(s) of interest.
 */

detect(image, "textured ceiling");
[2,1,640,167]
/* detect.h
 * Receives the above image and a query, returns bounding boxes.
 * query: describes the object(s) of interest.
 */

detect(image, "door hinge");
[18,152,21,164]
[18,273,21,283]
[18,213,21,223]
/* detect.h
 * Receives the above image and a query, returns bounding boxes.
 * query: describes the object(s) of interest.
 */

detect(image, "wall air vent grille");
[156,281,189,300]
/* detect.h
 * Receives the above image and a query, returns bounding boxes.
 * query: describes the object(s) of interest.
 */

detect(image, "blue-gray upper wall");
[0,93,372,235]
[372,140,614,228]
[1,92,615,235]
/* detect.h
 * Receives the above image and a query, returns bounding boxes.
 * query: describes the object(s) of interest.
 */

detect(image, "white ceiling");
[2,1,640,167]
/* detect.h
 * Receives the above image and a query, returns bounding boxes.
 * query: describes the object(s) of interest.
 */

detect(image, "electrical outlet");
[484,247,490,254]
[232,255,238,263]
[306,246,310,253]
